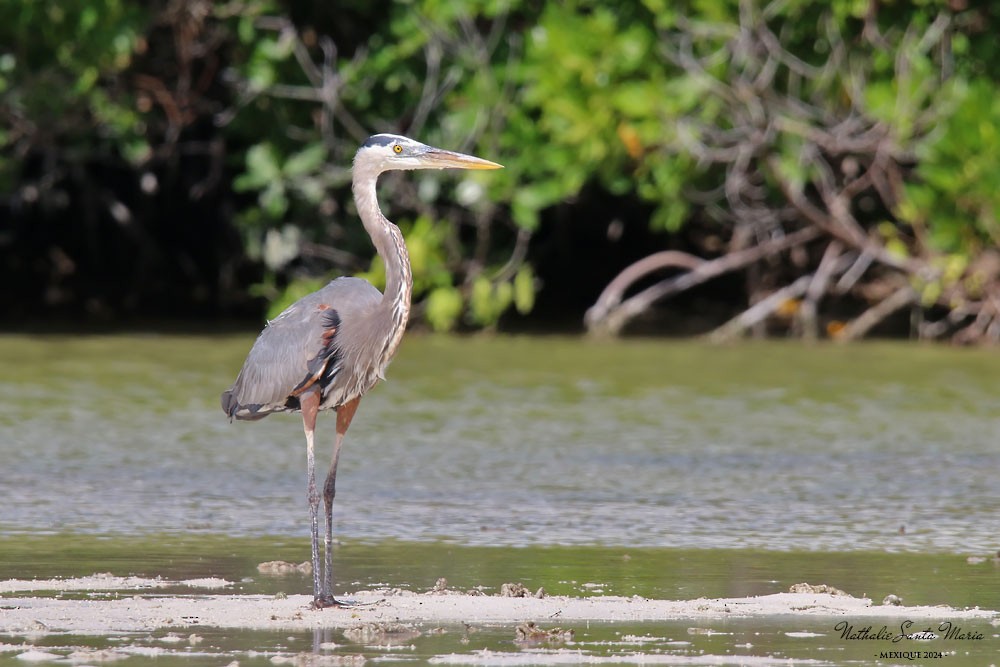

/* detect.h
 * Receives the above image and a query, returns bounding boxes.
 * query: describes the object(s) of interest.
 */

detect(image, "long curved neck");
[352,163,413,359]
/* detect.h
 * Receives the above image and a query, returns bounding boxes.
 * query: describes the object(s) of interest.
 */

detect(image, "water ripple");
[0,335,997,554]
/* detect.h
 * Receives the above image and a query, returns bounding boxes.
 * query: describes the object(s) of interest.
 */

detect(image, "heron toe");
[311,594,357,609]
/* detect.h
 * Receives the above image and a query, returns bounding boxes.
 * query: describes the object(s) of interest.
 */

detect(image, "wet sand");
[2,575,996,634]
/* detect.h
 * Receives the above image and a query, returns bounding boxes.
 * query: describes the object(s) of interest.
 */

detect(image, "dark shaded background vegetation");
[2,0,998,341]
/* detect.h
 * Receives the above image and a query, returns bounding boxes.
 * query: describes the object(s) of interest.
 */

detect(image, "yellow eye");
[392,144,403,154]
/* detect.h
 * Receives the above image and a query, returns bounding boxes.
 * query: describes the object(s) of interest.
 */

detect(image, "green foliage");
[6,0,1000,334]
[0,1,143,90]
[897,79,1000,253]
[233,143,329,220]
[503,2,680,230]
[425,286,464,332]
[219,0,1000,332]
[404,217,454,295]
[354,216,527,331]
[469,275,513,328]
[0,0,147,187]
[513,265,536,315]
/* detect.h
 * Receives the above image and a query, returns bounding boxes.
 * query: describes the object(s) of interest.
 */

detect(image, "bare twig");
[707,253,854,342]
[837,285,916,341]
[586,226,821,335]
[799,240,845,339]
[491,227,533,284]
[707,275,812,343]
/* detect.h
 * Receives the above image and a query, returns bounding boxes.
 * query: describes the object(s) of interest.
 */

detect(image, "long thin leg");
[319,396,361,606]
[300,391,323,607]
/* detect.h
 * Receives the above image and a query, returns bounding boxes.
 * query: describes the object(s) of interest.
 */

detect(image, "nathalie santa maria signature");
[835,620,985,643]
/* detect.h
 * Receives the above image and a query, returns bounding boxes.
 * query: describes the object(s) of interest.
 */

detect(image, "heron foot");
[311,594,358,609]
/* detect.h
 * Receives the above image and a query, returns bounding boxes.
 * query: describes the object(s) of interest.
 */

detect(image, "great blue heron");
[221,134,502,608]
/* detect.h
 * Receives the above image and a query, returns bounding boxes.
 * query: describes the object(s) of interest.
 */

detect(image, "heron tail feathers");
[220,389,269,422]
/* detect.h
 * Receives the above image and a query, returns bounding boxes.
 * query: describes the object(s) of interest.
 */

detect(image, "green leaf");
[246,58,276,89]
[238,16,256,44]
[79,6,98,33]
[121,140,151,166]
[885,238,910,261]
[295,177,325,205]
[920,280,942,307]
[258,36,293,61]
[611,82,658,117]
[513,265,535,315]
[283,144,327,177]
[425,286,463,332]
[469,276,512,327]
[511,198,540,232]
[260,182,288,219]
[74,66,99,94]
[236,143,282,191]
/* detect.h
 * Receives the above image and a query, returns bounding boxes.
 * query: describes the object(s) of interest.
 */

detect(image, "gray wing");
[221,277,381,420]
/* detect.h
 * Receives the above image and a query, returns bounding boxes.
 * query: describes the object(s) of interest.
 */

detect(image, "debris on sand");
[2,582,995,636]
[67,648,130,663]
[882,594,903,606]
[499,582,546,598]
[787,583,851,597]
[270,653,366,666]
[343,622,421,645]
[514,621,574,645]
[423,578,484,597]
[367,587,415,597]
[257,561,312,576]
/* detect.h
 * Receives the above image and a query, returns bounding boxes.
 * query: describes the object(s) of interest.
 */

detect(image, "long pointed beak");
[422,149,504,170]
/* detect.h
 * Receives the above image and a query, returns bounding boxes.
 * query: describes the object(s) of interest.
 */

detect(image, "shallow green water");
[4,616,1000,666]
[1,334,997,552]
[2,535,999,610]
[1,536,999,665]
[1,334,999,664]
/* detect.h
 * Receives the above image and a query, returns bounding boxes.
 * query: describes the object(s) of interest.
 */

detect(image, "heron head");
[356,134,503,173]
